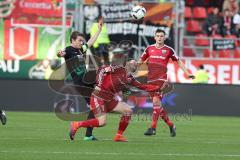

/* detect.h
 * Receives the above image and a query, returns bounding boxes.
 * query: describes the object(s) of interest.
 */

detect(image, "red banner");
[3,20,38,60]
[3,0,73,27]
[11,0,62,18]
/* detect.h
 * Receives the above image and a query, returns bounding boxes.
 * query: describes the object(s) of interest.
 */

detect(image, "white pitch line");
[0,150,240,157]
[0,137,239,145]
[0,137,240,145]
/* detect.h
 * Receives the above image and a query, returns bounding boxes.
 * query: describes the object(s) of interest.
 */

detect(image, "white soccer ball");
[130,5,146,20]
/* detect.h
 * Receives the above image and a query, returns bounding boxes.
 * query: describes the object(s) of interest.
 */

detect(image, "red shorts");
[90,95,119,116]
[148,80,165,99]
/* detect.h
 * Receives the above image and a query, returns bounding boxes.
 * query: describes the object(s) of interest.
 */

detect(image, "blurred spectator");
[221,9,236,36]
[233,2,240,37]
[222,0,239,16]
[193,65,209,84]
[90,16,110,66]
[205,7,222,36]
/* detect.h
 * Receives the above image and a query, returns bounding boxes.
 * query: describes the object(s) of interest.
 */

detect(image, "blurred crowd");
[205,0,240,37]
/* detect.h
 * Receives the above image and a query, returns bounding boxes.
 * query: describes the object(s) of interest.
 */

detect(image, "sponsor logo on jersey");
[150,55,166,59]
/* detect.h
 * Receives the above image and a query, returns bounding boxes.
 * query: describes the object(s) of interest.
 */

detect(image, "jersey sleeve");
[96,67,106,87]
[128,74,159,92]
[63,47,71,59]
[170,48,179,61]
[140,47,150,62]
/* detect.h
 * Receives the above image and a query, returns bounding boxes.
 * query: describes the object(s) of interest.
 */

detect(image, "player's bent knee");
[97,116,107,127]
[123,107,133,115]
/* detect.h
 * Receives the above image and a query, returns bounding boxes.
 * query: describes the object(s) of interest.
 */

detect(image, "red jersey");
[92,65,159,101]
[141,44,179,82]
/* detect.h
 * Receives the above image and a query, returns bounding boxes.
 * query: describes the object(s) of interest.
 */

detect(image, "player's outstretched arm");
[177,60,195,79]
[87,17,103,48]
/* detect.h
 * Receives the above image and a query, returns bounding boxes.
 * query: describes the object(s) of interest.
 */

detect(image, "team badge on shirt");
[162,50,167,54]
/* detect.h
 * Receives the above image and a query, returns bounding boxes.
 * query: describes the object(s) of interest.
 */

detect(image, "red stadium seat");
[234,50,240,58]
[219,50,233,58]
[193,7,207,19]
[203,49,210,57]
[207,7,214,14]
[186,20,202,33]
[184,7,192,18]
[203,49,217,58]
[183,39,189,45]
[195,34,210,46]
[183,48,195,57]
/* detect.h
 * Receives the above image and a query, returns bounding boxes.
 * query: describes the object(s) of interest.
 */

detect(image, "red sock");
[159,107,173,127]
[78,118,99,128]
[117,114,131,135]
[151,106,161,129]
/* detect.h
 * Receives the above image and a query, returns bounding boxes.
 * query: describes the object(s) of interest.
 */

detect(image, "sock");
[85,111,95,137]
[159,107,173,127]
[117,114,131,135]
[78,118,99,128]
[151,106,161,129]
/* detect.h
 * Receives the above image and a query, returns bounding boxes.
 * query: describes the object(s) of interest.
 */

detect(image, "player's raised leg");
[112,102,133,142]
[69,96,107,140]
[84,110,98,141]
[69,113,106,141]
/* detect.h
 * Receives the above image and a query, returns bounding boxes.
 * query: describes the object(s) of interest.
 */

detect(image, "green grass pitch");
[0,112,240,160]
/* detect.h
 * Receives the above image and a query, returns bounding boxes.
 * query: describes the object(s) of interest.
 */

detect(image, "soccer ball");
[130,5,146,20]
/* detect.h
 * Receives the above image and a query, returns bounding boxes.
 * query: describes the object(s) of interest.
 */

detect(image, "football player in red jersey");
[140,29,195,137]
[69,60,162,142]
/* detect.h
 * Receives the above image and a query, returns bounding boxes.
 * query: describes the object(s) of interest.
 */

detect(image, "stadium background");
[0,1,240,160]
[0,0,239,115]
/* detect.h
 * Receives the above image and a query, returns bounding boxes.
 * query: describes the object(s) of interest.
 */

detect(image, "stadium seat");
[203,49,210,57]
[184,7,192,18]
[183,48,195,57]
[234,50,240,58]
[186,20,202,33]
[203,49,217,58]
[193,7,207,19]
[183,39,189,45]
[207,7,214,14]
[195,34,210,46]
[219,50,232,58]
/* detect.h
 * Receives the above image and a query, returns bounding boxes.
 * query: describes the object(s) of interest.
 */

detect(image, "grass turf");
[0,112,240,160]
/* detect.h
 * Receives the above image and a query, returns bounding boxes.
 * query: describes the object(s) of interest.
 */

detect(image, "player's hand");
[57,50,65,57]
[98,17,103,31]
[188,74,195,79]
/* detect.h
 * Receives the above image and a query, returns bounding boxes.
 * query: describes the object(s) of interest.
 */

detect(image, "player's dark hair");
[155,29,166,35]
[70,31,85,43]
